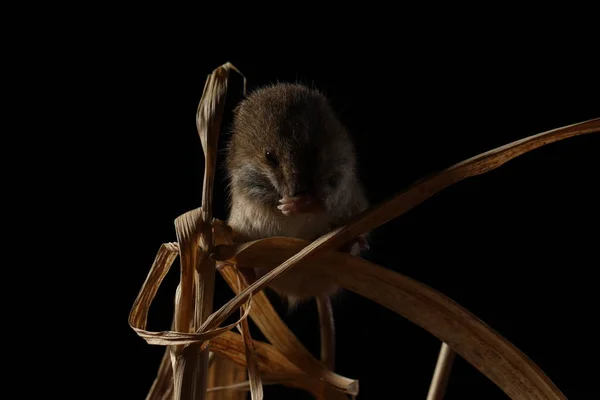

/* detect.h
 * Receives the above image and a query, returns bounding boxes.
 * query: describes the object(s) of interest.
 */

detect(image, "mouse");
[224,82,369,306]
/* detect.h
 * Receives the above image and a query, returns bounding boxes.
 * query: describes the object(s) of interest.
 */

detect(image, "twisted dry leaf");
[127,239,253,346]
[206,353,247,400]
[218,263,357,396]
[136,62,244,400]
[316,295,335,371]
[209,331,348,399]
[216,237,564,399]
[234,269,263,400]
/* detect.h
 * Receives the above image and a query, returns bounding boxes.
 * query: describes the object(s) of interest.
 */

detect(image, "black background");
[90,21,600,400]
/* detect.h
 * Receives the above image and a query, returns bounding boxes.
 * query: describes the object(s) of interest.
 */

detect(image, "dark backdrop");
[101,31,599,399]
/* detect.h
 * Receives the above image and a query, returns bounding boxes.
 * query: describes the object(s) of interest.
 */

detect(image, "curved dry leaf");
[146,284,181,400]
[234,270,263,400]
[216,237,568,400]
[210,331,348,400]
[316,295,335,371]
[173,208,204,340]
[206,376,348,400]
[127,242,253,346]
[219,264,358,396]
[178,61,244,400]
[145,347,174,400]
[206,353,247,400]
[210,331,302,376]
[203,117,599,339]
[129,243,179,339]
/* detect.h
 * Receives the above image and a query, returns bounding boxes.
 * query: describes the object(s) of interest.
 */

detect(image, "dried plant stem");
[316,295,335,371]
[234,270,264,399]
[427,343,456,400]
[146,347,174,400]
[170,62,242,400]
[172,209,205,399]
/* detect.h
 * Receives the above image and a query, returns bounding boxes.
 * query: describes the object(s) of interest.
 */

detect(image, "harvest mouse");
[225,82,369,305]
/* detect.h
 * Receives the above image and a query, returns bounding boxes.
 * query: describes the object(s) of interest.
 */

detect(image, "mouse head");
[226,83,356,215]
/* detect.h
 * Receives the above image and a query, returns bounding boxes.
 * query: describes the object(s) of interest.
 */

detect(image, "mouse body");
[225,82,369,304]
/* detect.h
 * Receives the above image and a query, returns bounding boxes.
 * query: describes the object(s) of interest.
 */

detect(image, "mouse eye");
[265,151,278,166]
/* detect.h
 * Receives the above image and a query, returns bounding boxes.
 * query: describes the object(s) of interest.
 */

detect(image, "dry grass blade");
[217,224,355,395]
[147,285,180,400]
[129,243,179,342]
[172,208,206,399]
[209,331,349,399]
[127,239,251,347]
[206,354,247,400]
[207,380,275,393]
[202,117,600,338]
[146,348,174,400]
[205,377,347,399]
[317,295,335,371]
[215,238,567,399]
[234,270,263,400]
[218,264,358,396]
[126,240,248,399]
[196,62,244,225]
[183,60,244,400]
[210,331,302,376]
[173,208,203,341]
[427,343,455,400]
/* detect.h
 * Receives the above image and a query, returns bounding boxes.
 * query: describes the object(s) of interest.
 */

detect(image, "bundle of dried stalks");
[129,61,600,400]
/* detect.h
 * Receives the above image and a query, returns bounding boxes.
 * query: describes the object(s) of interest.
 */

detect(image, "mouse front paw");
[277,195,321,216]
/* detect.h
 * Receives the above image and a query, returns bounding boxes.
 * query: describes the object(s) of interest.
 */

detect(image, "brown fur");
[225,83,369,305]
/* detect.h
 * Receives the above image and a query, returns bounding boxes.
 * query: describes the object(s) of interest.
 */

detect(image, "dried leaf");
[145,347,174,400]
[218,264,358,396]
[426,343,456,400]
[206,353,247,400]
[209,331,348,399]
[132,62,247,400]
[218,220,353,396]
[316,295,335,371]
[210,331,301,376]
[127,240,253,346]
[129,242,179,341]
[234,270,263,400]
[216,237,567,399]
[175,61,244,400]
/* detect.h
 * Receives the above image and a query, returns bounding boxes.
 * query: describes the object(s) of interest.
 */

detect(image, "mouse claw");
[277,203,293,212]
[357,235,369,252]
[278,195,315,216]
[346,235,369,256]
[279,197,295,205]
